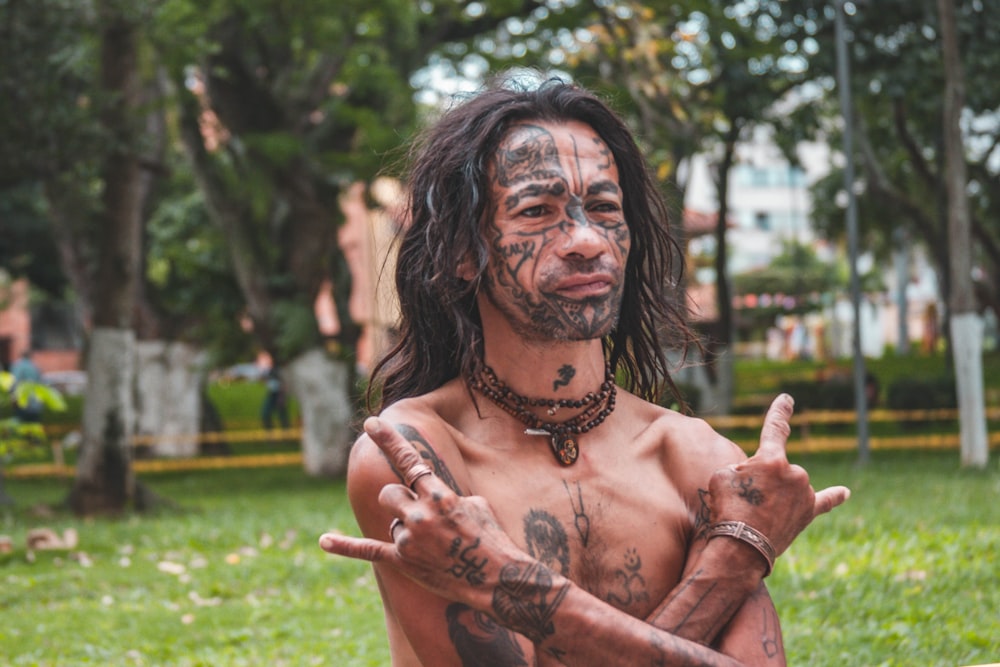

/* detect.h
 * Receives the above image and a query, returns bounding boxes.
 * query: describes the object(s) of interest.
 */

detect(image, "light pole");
[834,0,870,464]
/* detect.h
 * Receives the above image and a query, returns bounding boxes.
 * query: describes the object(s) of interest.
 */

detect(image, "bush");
[886,376,956,411]
[780,378,855,411]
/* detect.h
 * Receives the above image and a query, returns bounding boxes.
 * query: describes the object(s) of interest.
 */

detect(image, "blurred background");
[1,0,998,507]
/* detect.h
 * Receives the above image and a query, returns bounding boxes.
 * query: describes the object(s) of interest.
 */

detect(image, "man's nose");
[559,205,605,258]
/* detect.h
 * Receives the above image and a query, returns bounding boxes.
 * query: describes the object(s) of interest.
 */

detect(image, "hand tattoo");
[734,477,764,507]
[447,537,489,586]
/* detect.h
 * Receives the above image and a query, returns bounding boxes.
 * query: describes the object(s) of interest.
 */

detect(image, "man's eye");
[521,205,546,218]
[590,201,622,213]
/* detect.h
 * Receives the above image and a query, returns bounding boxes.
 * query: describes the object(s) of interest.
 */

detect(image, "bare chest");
[471,466,693,620]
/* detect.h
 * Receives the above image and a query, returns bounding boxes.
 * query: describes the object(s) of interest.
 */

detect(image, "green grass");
[2,451,998,667]
[1,468,388,667]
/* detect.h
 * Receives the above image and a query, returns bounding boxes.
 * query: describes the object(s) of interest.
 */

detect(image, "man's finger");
[754,393,795,460]
[365,417,427,481]
[813,485,851,516]
[319,532,393,563]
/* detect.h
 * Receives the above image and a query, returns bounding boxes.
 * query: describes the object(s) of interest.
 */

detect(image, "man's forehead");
[500,120,605,149]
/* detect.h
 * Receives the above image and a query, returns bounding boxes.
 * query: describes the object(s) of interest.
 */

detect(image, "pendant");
[524,429,579,465]
[550,434,579,466]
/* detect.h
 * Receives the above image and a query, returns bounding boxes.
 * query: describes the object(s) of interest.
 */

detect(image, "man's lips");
[550,274,616,298]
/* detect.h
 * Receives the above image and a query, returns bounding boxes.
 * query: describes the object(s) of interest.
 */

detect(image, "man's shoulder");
[349,383,471,495]
[619,391,746,467]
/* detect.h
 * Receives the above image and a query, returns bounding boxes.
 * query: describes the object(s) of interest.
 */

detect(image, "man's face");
[481,120,630,341]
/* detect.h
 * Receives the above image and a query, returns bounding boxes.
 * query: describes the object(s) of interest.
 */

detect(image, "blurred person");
[261,366,289,430]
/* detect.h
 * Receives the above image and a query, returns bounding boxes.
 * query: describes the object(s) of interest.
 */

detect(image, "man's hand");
[319,417,523,609]
[706,393,850,557]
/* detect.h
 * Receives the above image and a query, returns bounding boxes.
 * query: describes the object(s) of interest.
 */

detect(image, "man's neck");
[481,337,608,400]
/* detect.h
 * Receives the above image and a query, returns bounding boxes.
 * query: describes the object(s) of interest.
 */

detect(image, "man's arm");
[644,394,846,655]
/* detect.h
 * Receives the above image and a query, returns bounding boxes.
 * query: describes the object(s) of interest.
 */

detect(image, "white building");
[683,125,942,358]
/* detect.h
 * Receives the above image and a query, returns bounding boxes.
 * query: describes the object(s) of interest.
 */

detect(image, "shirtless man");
[320,78,849,666]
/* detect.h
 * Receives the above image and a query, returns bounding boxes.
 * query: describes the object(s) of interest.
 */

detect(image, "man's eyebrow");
[587,180,621,196]
[504,181,566,211]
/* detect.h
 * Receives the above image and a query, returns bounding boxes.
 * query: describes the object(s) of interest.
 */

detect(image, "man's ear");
[456,256,477,282]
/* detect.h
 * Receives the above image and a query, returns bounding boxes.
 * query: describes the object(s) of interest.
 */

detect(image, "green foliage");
[734,240,843,297]
[272,300,322,361]
[780,377,856,412]
[886,376,957,411]
[0,372,66,460]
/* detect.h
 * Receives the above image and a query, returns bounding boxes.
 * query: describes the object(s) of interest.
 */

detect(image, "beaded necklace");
[469,362,617,466]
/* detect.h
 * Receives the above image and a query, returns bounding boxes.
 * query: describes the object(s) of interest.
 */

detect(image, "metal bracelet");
[706,520,776,577]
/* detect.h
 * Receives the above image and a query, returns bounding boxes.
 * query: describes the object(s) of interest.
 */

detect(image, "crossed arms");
[320,394,850,666]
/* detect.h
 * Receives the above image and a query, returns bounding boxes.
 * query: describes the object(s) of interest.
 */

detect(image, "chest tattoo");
[522,509,570,575]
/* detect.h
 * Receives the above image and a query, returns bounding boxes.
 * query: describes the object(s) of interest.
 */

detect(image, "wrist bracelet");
[706,521,776,577]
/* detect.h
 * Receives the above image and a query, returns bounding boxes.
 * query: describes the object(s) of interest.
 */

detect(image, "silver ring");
[403,463,433,490]
[389,517,403,540]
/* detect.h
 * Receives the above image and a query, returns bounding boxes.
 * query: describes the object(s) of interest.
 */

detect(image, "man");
[320,77,849,666]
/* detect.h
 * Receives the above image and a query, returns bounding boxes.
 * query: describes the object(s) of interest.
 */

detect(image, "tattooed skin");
[484,123,630,341]
[552,364,576,392]
[606,547,651,608]
[755,585,782,659]
[495,124,564,187]
[390,424,465,496]
[562,480,590,547]
[733,477,765,507]
[446,603,530,667]
[492,561,570,644]
[447,537,489,586]
[522,509,571,576]
[694,488,713,537]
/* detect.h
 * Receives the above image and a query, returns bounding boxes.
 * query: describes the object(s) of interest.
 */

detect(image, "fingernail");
[364,416,383,435]
[319,534,333,549]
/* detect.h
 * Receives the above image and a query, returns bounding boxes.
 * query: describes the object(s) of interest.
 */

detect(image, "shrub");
[780,378,855,411]
[886,376,956,411]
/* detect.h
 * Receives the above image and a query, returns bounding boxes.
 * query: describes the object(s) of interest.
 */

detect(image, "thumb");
[813,486,851,516]
[319,532,394,563]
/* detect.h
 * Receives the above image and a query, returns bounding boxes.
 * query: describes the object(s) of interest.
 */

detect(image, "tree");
[576,1,821,410]
[67,0,164,515]
[777,0,1000,328]
[156,0,549,475]
[937,0,987,468]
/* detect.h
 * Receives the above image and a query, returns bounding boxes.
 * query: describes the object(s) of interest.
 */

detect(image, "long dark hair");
[368,75,699,412]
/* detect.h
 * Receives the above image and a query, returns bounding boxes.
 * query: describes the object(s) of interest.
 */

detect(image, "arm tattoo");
[653,569,736,643]
[491,561,569,644]
[446,603,529,667]
[755,585,782,659]
[387,423,465,495]
[694,488,712,537]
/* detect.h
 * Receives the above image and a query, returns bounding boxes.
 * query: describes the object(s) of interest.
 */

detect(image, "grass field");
[2,449,998,667]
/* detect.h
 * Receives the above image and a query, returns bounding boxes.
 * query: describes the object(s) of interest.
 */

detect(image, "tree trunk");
[286,347,355,477]
[938,0,988,468]
[69,327,137,515]
[69,9,150,514]
[133,340,206,458]
[707,128,739,415]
